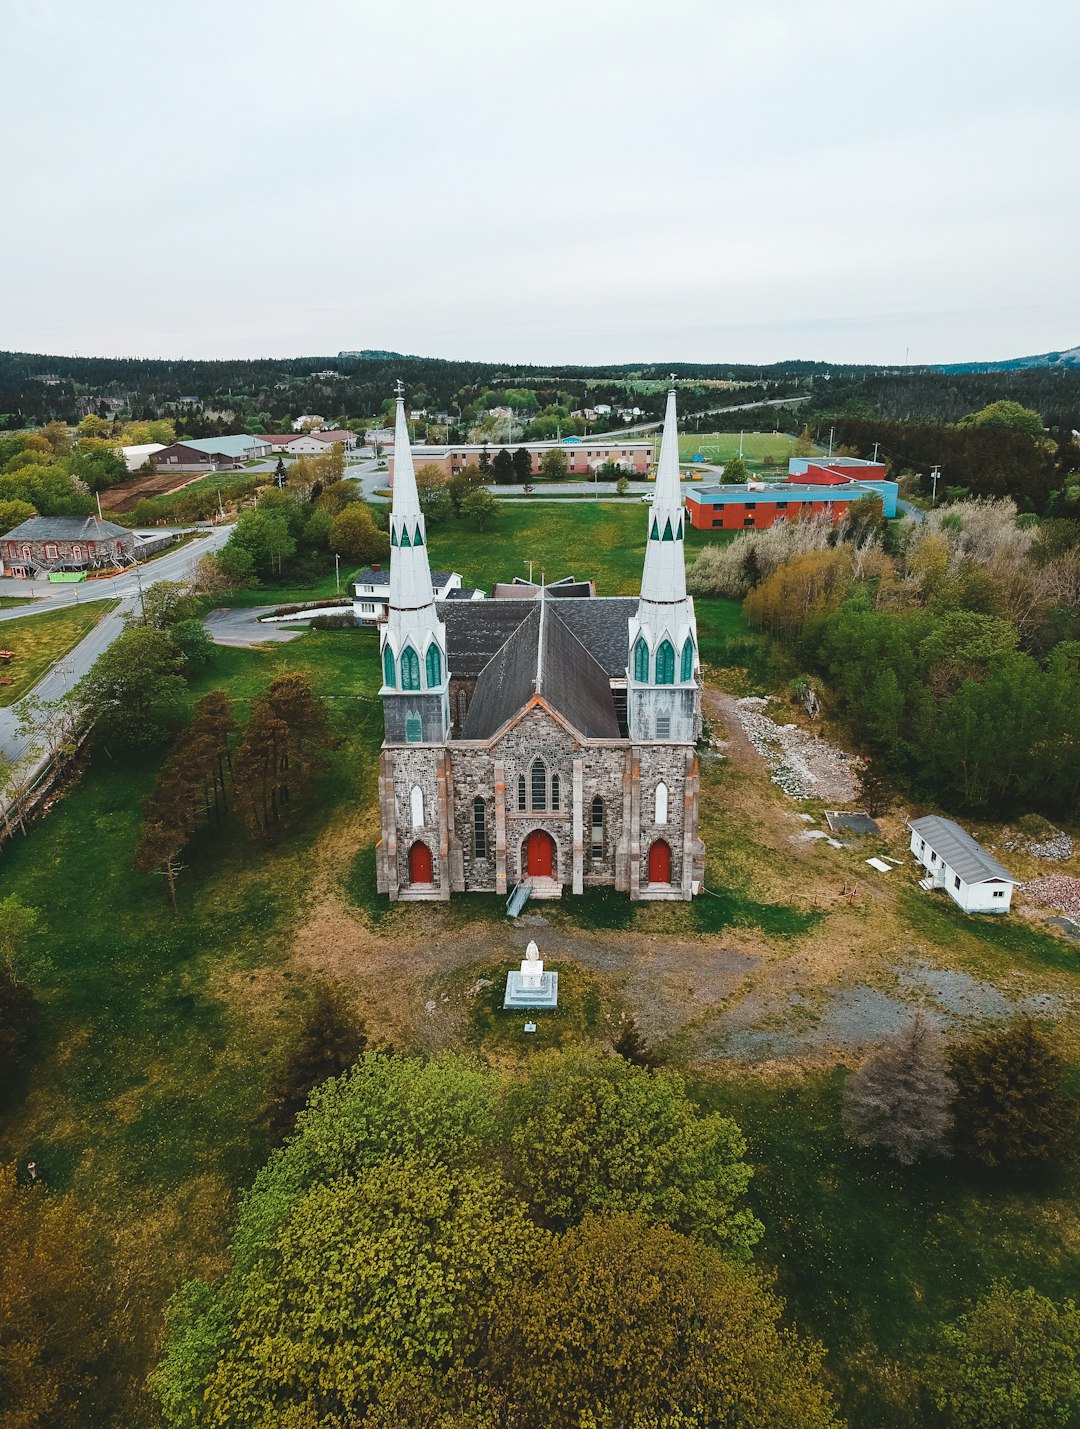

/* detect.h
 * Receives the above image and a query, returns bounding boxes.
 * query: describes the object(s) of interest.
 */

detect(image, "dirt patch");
[732,696,863,802]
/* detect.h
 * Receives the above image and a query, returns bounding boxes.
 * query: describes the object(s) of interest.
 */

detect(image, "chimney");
[371,562,381,572]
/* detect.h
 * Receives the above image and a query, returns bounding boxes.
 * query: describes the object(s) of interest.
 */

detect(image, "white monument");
[503,940,559,1010]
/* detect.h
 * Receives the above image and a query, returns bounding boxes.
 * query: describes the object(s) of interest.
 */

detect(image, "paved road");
[203,606,305,647]
[896,498,926,523]
[0,525,233,766]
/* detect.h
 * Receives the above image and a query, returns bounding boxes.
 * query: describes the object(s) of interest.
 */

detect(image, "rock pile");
[735,696,863,802]
[1027,831,1074,861]
[1019,875,1080,916]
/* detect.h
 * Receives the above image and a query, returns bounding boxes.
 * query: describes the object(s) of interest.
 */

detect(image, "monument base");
[503,970,559,1010]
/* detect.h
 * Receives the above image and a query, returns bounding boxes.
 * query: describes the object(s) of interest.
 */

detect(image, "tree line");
[690,497,1080,818]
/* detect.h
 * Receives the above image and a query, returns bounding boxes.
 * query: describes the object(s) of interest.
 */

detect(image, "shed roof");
[908,816,1018,884]
[1,515,130,542]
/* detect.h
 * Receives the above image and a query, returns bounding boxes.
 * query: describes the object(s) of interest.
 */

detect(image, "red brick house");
[0,516,136,578]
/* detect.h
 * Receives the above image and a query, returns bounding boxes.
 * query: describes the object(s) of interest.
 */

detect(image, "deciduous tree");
[79,625,186,748]
[328,503,390,563]
[490,1213,839,1429]
[926,1282,1080,1428]
[505,1049,761,1255]
[460,486,497,531]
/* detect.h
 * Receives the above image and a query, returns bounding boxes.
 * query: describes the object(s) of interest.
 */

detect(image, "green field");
[679,431,821,468]
[0,599,119,706]
[2,502,1077,1427]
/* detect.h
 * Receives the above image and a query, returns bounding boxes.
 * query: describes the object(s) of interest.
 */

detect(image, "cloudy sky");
[3,0,1078,365]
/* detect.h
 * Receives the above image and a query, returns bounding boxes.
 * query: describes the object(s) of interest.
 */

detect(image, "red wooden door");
[409,841,433,884]
[647,839,671,884]
[525,830,555,879]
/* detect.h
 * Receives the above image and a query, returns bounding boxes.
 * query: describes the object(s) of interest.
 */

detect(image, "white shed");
[908,815,1018,914]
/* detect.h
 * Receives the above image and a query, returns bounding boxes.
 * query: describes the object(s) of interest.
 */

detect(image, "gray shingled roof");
[0,515,130,542]
[908,816,1018,884]
[461,600,622,740]
[438,596,635,679]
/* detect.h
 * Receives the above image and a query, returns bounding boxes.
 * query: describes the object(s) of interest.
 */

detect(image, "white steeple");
[639,380,688,606]
[626,379,699,739]
[380,384,448,728]
[389,382,435,613]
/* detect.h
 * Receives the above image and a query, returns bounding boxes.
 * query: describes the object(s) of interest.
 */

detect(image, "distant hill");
[337,349,409,361]
[933,344,1080,374]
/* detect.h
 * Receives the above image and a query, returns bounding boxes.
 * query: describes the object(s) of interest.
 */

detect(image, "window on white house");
[954,876,961,890]
[993,890,1005,898]
[930,852,937,863]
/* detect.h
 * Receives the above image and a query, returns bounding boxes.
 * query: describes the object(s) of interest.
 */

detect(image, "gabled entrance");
[408,840,433,884]
[525,830,555,879]
[647,838,672,885]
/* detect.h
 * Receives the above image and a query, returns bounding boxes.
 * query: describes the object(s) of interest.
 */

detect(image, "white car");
[640,493,654,503]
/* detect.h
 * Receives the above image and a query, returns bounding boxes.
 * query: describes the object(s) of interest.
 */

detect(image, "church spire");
[639,378,687,605]
[389,382,435,613]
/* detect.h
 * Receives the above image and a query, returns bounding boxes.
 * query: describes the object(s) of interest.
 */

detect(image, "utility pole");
[828,426,835,459]
[95,490,103,520]
[872,441,880,463]
[930,464,941,506]
[738,430,744,459]
[335,552,340,594]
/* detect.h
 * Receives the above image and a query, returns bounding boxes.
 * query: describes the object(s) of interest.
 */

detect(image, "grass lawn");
[679,431,821,467]
[0,599,119,707]
[0,596,39,609]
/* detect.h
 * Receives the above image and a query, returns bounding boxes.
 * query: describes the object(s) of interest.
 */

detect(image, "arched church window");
[400,646,421,690]
[425,643,442,687]
[655,640,675,685]
[655,781,669,825]
[410,785,424,829]
[382,646,396,688]
[550,773,561,811]
[590,796,604,861]
[633,637,649,683]
[473,798,487,859]
[457,689,467,728]
[517,774,527,811]
[680,637,694,682]
[531,759,547,812]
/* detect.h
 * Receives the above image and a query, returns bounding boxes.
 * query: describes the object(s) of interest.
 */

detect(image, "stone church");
[375,382,704,902]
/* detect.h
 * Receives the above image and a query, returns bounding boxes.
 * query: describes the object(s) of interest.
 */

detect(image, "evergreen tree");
[491,448,514,485]
[951,1017,1078,1174]
[512,446,532,483]
[843,1012,955,1164]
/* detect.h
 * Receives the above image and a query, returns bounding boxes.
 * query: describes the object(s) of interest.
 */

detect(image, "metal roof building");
[908,815,1018,914]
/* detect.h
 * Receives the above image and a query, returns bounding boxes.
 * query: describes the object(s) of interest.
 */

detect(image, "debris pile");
[1003,828,1074,861]
[1019,875,1080,917]
[736,696,862,802]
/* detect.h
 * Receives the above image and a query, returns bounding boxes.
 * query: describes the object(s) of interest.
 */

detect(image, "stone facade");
[376,698,704,903]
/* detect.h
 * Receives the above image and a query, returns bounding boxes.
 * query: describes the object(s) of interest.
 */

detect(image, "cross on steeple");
[394,378,405,399]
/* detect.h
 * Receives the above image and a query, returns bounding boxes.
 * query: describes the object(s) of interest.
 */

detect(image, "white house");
[353,566,465,624]
[908,815,1018,914]
[292,414,325,431]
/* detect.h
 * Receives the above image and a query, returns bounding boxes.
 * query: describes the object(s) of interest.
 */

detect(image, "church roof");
[438,596,637,678]
[460,599,622,741]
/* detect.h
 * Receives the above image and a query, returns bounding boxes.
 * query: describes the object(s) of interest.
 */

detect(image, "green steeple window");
[425,643,442,687]
[399,525,412,548]
[400,646,421,690]
[650,519,660,541]
[655,640,675,685]
[382,646,396,688]
[414,523,424,546]
[662,518,674,542]
[391,527,398,546]
[680,637,694,682]
[633,637,650,682]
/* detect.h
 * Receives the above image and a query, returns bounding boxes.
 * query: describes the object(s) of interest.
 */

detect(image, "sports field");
[679,432,821,468]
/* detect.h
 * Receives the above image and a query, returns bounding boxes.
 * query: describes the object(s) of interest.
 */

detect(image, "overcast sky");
[3,0,1078,365]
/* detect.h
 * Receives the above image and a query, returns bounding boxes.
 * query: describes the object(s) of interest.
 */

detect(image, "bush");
[309,612,356,630]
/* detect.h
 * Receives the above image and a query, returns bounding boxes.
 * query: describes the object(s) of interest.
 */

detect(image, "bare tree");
[843,1012,955,1164]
